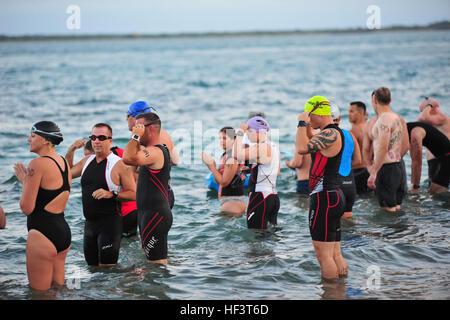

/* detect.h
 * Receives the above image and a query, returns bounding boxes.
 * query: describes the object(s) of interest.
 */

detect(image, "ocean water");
[0,30,449,300]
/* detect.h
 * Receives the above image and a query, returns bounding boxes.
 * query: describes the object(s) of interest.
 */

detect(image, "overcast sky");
[1,0,449,35]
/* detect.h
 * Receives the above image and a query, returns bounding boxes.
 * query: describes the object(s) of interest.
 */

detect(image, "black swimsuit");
[407,121,450,188]
[137,145,173,261]
[27,156,71,253]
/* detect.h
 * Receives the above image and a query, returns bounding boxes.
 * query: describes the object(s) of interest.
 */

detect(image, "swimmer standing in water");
[366,88,409,212]
[295,96,347,280]
[67,123,136,266]
[202,126,247,215]
[13,121,71,291]
[233,116,281,229]
[126,101,178,208]
[123,112,173,264]
[348,101,371,194]
[408,97,450,194]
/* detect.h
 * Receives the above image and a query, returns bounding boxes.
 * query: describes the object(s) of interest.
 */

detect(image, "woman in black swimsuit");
[14,121,72,291]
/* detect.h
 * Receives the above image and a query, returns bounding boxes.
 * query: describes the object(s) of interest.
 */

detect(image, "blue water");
[0,30,449,300]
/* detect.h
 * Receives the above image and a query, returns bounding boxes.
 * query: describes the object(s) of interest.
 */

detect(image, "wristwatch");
[297,120,308,128]
[412,184,420,190]
[131,134,140,142]
[112,191,118,200]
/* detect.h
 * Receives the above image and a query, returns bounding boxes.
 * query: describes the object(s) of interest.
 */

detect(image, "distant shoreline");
[1,21,448,42]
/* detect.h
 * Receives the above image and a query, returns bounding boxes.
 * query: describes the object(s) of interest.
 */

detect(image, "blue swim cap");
[127,101,153,118]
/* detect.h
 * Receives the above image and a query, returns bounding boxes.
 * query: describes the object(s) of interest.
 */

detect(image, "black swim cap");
[31,121,63,145]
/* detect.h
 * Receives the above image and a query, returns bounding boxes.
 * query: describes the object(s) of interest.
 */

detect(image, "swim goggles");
[31,125,63,138]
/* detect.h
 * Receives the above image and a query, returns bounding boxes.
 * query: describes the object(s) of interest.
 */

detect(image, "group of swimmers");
[4,88,449,291]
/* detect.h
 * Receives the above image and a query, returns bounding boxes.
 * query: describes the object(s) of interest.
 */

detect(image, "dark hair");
[247,111,266,120]
[372,87,391,105]
[84,139,93,152]
[219,126,236,139]
[92,123,113,136]
[32,121,63,145]
[350,101,366,113]
[136,112,161,132]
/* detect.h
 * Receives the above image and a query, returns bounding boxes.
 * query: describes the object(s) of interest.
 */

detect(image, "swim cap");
[31,121,63,145]
[247,116,270,132]
[304,96,331,116]
[127,101,154,118]
[330,103,341,121]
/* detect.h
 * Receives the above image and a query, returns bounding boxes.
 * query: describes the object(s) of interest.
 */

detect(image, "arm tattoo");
[379,123,390,132]
[307,129,338,153]
[142,149,150,158]
[26,168,35,177]
[388,129,402,149]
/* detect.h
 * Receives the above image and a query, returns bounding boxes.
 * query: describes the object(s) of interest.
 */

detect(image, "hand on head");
[298,112,311,123]
[70,139,86,151]
[132,124,145,137]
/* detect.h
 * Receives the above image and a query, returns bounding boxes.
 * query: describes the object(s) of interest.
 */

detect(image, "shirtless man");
[408,97,450,194]
[366,87,409,212]
[348,101,370,194]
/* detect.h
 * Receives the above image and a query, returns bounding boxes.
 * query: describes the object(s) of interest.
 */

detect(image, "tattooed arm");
[123,124,164,168]
[13,158,43,215]
[296,112,339,155]
[123,141,163,168]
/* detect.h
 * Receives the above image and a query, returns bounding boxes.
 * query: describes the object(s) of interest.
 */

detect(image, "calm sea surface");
[0,30,449,300]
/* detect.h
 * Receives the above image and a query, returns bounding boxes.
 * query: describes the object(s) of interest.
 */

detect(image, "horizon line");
[1,20,449,40]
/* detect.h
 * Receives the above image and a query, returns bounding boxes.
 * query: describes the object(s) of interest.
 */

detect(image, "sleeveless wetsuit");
[81,153,123,265]
[218,150,246,206]
[246,141,280,229]
[27,155,71,253]
[308,124,346,242]
[407,121,450,188]
[137,145,173,261]
[339,129,356,213]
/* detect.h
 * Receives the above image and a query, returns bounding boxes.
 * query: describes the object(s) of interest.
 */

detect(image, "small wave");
[2,175,18,185]
[68,98,116,106]
[188,80,227,88]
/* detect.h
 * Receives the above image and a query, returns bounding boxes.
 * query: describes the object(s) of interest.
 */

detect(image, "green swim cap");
[304,96,331,116]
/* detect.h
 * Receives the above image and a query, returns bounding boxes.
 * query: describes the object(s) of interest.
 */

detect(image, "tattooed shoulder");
[26,168,35,177]
[142,149,150,158]
[307,129,338,153]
